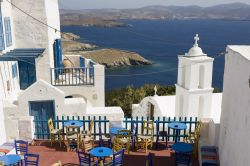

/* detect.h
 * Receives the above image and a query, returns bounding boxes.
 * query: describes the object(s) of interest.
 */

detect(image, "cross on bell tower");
[194,34,199,47]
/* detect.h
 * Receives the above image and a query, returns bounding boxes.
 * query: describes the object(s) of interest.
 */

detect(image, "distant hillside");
[60,3,250,26]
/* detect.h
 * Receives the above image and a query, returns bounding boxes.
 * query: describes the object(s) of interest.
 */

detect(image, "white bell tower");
[175,34,214,119]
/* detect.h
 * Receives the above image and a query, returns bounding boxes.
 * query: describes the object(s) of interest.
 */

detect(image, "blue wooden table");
[168,122,187,143]
[90,147,113,166]
[64,120,83,128]
[172,143,193,153]
[0,154,21,165]
[110,127,125,135]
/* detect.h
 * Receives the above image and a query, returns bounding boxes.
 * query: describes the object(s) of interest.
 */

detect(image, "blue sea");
[61,19,250,91]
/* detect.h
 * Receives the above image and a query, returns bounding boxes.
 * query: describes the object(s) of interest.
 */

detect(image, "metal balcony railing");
[50,67,94,86]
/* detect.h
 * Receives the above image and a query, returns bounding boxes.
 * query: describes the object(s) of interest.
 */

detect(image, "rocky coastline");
[61,33,152,68]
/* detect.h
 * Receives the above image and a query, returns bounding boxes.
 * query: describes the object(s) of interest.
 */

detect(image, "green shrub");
[105,84,176,117]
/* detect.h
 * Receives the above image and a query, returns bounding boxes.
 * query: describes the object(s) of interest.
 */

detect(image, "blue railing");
[50,67,94,86]
[33,116,198,141]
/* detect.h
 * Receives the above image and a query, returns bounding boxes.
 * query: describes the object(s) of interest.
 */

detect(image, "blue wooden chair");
[146,153,153,166]
[78,151,98,166]
[98,123,111,147]
[104,149,125,166]
[175,152,192,166]
[15,140,28,165]
[24,153,39,166]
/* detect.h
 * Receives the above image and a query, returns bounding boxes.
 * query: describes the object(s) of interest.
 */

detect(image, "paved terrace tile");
[29,141,199,166]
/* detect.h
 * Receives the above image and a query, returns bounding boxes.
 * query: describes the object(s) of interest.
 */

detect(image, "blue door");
[18,61,36,90]
[29,101,55,139]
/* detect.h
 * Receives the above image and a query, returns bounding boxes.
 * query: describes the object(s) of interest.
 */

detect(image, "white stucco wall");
[12,0,60,82]
[58,64,105,107]
[132,95,176,118]
[219,46,250,166]
[86,107,124,121]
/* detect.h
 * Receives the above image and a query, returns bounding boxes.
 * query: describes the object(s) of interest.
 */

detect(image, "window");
[4,17,12,47]
[0,7,5,50]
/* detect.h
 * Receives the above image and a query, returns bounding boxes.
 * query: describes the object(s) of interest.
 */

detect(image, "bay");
[61,19,250,91]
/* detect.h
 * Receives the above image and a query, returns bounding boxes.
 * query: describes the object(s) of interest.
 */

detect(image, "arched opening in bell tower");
[198,65,205,89]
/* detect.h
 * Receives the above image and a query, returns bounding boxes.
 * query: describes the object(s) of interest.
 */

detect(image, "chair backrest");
[87,120,94,135]
[66,126,79,136]
[113,137,125,152]
[24,153,39,166]
[117,130,131,139]
[131,120,137,136]
[142,121,154,136]
[48,118,54,133]
[78,151,91,166]
[112,149,125,166]
[82,138,94,152]
[98,123,103,146]
[175,152,191,165]
[15,140,28,155]
[146,153,153,166]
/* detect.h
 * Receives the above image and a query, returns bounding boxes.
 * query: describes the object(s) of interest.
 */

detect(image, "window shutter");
[4,17,12,47]
[0,7,5,51]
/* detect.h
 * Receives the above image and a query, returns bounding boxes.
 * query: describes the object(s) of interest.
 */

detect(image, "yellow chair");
[80,136,94,152]
[113,137,125,153]
[116,130,131,154]
[66,126,80,152]
[185,121,202,143]
[136,120,154,153]
[48,118,63,147]
[80,120,94,143]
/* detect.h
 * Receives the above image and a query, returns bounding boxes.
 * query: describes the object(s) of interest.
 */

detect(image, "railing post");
[93,116,96,139]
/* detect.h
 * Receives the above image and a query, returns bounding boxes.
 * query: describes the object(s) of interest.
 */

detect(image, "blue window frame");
[4,17,12,47]
[18,60,36,90]
[53,39,63,79]
[0,7,5,50]
[12,63,17,78]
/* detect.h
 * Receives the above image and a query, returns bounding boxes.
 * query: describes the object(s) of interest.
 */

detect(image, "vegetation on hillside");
[105,84,176,117]
[105,84,222,117]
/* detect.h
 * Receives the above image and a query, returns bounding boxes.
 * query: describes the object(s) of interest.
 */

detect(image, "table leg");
[175,129,179,143]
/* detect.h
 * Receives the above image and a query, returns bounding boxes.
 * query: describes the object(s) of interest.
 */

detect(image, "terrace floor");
[29,140,199,166]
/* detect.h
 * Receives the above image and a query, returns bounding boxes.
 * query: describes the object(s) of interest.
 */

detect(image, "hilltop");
[60,3,250,26]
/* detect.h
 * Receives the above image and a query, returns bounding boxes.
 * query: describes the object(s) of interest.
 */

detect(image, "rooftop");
[227,45,250,60]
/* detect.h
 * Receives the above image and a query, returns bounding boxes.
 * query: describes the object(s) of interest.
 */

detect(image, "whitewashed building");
[218,46,250,166]
[0,0,123,144]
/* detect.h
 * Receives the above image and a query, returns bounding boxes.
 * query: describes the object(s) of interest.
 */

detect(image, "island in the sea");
[62,33,152,68]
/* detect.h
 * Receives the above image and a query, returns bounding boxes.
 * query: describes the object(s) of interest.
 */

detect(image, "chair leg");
[165,136,168,149]
[156,135,159,149]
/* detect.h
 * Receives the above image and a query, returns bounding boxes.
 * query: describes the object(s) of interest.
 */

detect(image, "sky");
[59,0,250,9]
